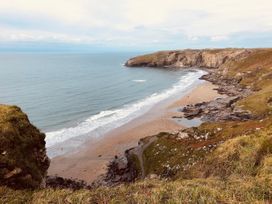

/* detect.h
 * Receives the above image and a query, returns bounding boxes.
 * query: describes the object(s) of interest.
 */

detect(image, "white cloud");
[0,0,271,46]
[188,36,199,41]
[0,0,114,27]
[0,27,96,43]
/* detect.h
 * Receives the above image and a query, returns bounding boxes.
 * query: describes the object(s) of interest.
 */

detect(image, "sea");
[0,52,205,157]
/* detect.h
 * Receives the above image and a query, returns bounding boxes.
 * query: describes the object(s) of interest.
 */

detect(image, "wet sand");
[48,81,221,183]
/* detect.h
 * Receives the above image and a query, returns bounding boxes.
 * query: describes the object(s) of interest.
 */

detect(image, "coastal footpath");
[1,48,272,203]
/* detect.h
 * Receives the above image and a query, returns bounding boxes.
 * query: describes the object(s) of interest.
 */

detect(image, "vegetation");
[0,105,49,189]
[225,49,272,117]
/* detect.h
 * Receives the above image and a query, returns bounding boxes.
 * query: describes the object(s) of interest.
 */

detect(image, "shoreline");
[48,81,221,183]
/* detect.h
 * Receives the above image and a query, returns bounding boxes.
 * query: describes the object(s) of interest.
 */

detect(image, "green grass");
[142,132,211,179]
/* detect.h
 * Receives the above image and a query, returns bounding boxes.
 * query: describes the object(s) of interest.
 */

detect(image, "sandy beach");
[48,81,221,183]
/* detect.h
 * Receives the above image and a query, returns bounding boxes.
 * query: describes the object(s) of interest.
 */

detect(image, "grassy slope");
[1,49,272,203]
[225,49,272,116]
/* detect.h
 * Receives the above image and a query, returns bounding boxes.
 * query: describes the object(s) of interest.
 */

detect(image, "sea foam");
[45,70,206,157]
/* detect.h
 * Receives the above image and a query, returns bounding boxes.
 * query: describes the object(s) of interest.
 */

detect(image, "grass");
[223,49,272,117]
[193,126,272,179]
[127,51,172,66]
[1,176,271,203]
[237,84,272,116]
[142,132,210,179]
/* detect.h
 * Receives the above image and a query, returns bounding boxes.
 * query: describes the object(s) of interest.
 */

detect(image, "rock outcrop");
[46,176,90,190]
[182,96,253,122]
[0,105,50,189]
[125,49,252,69]
[103,155,137,185]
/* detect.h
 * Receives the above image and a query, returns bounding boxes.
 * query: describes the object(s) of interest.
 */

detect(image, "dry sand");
[48,82,221,183]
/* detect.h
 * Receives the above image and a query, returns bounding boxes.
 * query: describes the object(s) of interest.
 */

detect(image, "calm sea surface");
[0,53,205,157]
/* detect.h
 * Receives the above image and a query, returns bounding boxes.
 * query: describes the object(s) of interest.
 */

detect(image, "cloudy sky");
[0,0,272,52]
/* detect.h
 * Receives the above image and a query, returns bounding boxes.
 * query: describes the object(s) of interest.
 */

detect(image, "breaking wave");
[45,70,206,157]
[132,79,146,83]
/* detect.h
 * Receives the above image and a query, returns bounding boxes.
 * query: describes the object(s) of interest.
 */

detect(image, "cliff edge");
[0,105,49,189]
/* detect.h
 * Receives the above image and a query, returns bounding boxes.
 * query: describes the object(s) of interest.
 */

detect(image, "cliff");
[0,105,49,189]
[125,48,252,68]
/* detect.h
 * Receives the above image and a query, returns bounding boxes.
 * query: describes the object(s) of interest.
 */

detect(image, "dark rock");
[103,155,138,186]
[182,106,203,119]
[46,176,91,190]
[181,95,252,122]
[268,97,272,106]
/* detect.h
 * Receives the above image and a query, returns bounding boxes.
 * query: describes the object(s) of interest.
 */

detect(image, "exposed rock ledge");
[125,48,252,69]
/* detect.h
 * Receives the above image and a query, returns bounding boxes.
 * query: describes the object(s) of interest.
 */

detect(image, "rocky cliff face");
[0,105,49,189]
[125,49,253,69]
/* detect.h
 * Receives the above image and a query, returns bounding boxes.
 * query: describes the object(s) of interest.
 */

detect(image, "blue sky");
[0,0,272,52]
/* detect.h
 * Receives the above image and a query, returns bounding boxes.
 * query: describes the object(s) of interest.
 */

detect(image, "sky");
[0,0,272,52]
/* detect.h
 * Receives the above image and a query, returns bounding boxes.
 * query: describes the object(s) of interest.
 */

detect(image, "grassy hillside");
[1,49,272,203]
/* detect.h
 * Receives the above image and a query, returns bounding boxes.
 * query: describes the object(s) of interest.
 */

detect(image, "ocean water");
[0,53,205,157]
